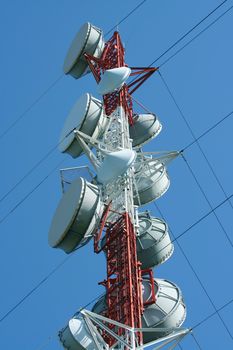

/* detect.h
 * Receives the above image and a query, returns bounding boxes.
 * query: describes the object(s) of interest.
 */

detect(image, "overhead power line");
[191,334,203,350]
[105,0,149,36]
[0,254,72,323]
[0,0,149,143]
[1,0,231,213]
[0,123,82,205]
[159,3,233,68]
[182,109,233,151]
[127,1,232,88]
[158,70,233,246]
[150,0,229,67]
[32,291,106,350]
[149,191,233,262]
[192,297,233,330]
[1,102,232,227]
[1,3,233,336]
[0,159,64,225]
[1,0,229,146]
[175,192,233,242]
[0,74,64,141]
[0,143,60,204]
[1,188,232,325]
[155,202,233,342]
[34,289,233,350]
[182,154,233,247]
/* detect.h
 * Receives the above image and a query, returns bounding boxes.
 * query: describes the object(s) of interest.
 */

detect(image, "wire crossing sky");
[0,0,232,225]
[1,1,233,349]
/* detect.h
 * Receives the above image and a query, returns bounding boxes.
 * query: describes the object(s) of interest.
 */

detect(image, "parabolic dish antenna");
[141,278,186,343]
[101,211,173,268]
[48,177,102,253]
[59,318,95,350]
[92,278,186,344]
[136,212,174,269]
[134,159,170,206]
[129,113,162,147]
[96,149,136,184]
[97,67,131,95]
[63,22,105,79]
[59,93,107,158]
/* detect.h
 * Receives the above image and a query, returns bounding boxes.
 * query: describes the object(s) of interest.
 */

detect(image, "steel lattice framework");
[56,24,190,350]
[85,31,158,348]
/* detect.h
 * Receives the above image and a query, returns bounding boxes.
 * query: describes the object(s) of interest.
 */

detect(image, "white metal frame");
[79,309,191,350]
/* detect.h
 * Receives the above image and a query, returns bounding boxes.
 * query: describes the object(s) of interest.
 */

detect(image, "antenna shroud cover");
[48,177,102,253]
[96,149,136,184]
[63,22,104,79]
[92,278,186,344]
[136,212,174,269]
[59,93,107,158]
[97,67,131,95]
[133,159,170,206]
[101,212,173,269]
[129,113,162,147]
[59,318,95,350]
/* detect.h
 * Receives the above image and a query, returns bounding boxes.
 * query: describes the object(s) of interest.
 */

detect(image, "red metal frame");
[84,32,157,125]
[100,213,143,346]
[94,202,112,254]
[85,31,157,347]
[128,67,158,94]
[141,269,157,307]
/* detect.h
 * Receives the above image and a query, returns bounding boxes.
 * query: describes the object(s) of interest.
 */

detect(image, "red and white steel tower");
[48,22,190,350]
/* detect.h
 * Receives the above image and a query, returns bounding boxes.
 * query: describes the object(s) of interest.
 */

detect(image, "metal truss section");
[54,20,188,350]
[99,212,143,347]
[79,310,191,350]
[84,28,157,349]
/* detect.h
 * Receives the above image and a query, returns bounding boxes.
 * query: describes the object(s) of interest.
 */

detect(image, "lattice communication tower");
[48,22,190,350]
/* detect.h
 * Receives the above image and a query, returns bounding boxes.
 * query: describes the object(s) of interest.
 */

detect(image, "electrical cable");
[150,0,230,67]
[0,143,60,204]
[0,0,151,211]
[1,0,228,145]
[154,202,233,342]
[0,74,64,141]
[157,70,233,247]
[0,158,65,225]
[1,3,233,341]
[75,292,106,315]
[159,70,233,212]
[192,297,233,330]
[1,1,232,212]
[0,244,104,326]
[191,333,203,350]
[174,191,233,242]
[1,101,232,226]
[182,109,233,152]
[0,254,72,323]
[132,95,233,152]
[144,191,233,266]
[32,290,106,350]
[127,0,231,91]
[181,153,233,247]
[0,121,82,205]
[159,4,233,68]
[1,190,232,325]
[0,0,149,144]
[105,0,149,36]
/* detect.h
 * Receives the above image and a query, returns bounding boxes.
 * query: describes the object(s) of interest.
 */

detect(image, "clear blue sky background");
[0,1,233,349]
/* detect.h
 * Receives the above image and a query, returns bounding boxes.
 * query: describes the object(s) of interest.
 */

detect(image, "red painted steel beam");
[85,31,158,348]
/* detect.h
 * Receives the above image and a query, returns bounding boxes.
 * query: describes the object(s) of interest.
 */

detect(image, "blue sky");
[0,1,233,349]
